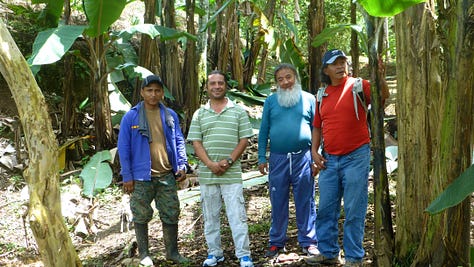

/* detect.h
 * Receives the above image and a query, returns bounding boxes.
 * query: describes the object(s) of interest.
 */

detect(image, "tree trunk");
[350,0,359,77]
[197,0,209,84]
[366,15,394,267]
[243,0,277,86]
[61,0,77,138]
[0,21,81,267]
[62,54,78,138]
[196,0,209,108]
[91,36,114,150]
[217,0,231,73]
[212,0,244,90]
[230,2,244,91]
[307,0,324,93]
[394,1,473,265]
[208,0,223,69]
[182,0,199,133]
[136,0,161,105]
[161,0,183,105]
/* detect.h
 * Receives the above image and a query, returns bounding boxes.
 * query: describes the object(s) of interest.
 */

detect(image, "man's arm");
[117,113,135,193]
[311,128,326,170]
[228,138,249,163]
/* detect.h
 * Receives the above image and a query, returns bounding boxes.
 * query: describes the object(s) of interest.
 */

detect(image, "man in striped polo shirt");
[187,70,254,267]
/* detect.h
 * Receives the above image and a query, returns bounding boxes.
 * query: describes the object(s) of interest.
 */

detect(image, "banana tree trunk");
[307,0,324,93]
[91,35,114,150]
[350,0,359,77]
[243,0,276,86]
[0,21,81,267]
[136,0,161,105]
[183,0,199,132]
[395,2,472,265]
[162,0,184,105]
[366,14,394,267]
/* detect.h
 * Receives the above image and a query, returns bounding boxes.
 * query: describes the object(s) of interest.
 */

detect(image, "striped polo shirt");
[187,99,253,184]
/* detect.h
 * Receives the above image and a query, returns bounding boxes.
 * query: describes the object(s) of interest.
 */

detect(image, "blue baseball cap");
[141,75,164,88]
[322,49,347,65]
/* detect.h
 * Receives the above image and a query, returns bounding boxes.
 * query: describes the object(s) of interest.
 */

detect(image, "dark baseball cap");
[141,75,164,88]
[322,49,347,65]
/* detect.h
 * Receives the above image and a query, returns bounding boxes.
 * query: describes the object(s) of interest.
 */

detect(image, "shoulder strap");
[316,86,327,115]
[352,77,368,120]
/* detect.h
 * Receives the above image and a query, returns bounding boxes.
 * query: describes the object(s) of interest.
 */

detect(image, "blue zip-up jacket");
[118,101,188,183]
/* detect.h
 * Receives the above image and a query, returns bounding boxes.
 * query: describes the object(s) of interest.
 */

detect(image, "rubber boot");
[162,223,189,263]
[134,222,153,266]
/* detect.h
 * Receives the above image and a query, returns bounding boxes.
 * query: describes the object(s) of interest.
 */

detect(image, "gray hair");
[273,63,300,83]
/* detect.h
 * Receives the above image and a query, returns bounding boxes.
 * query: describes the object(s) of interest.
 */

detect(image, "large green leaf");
[311,24,367,54]
[358,0,426,17]
[83,0,128,37]
[116,24,197,42]
[27,25,86,66]
[31,0,64,26]
[279,12,298,44]
[199,0,234,32]
[79,150,113,197]
[425,164,474,215]
[227,89,266,106]
[280,38,308,90]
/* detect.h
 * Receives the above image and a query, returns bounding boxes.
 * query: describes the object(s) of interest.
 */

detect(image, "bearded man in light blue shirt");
[258,63,318,258]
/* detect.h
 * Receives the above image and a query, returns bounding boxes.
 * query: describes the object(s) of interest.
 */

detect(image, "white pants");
[200,183,251,259]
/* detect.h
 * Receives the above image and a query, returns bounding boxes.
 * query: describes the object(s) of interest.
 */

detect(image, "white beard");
[277,83,302,107]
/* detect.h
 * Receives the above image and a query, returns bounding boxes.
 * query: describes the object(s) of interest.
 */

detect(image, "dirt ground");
[0,174,381,267]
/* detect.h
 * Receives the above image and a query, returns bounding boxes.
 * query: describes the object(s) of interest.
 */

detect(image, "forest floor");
[0,172,381,267]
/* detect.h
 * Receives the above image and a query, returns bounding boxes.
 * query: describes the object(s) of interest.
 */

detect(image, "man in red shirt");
[307,49,374,267]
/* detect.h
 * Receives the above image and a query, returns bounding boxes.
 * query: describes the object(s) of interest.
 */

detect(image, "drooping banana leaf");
[79,150,113,197]
[425,164,474,215]
[358,0,427,17]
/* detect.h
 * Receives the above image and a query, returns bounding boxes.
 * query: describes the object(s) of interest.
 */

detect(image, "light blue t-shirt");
[257,91,315,164]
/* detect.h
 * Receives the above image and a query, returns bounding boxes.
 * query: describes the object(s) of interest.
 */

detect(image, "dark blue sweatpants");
[267,148,318,248]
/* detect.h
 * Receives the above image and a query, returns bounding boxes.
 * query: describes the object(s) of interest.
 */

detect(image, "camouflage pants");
[130,173,180,225]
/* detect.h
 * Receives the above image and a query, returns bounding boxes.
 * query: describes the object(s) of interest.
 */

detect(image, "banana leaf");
[79,150,113,197]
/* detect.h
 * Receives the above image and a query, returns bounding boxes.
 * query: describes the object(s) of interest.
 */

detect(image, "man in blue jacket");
[118,75,188,266]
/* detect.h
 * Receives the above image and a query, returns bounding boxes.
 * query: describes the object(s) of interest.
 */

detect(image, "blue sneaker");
[239,256,254,267]
[202,255,224,266]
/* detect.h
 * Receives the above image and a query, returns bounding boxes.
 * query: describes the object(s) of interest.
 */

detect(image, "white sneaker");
[139,256,153,266]
[302,244,320,256]
[203,254,224,266]
[239,256,254,267]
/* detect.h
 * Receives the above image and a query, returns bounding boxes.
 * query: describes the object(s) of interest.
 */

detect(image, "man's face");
[207,73,226,100]
[324,57,348,82]
[275,68,296,90]
[141,82,164,108]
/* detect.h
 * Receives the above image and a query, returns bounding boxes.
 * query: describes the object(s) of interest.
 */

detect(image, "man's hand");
[313,153,327,170]
[311,163,320,177]
[208,160,229,176]
[258,163,268,175]
[123,180,134,194]
[175,170,187,182]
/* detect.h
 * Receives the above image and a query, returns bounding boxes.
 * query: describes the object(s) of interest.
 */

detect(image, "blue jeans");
[268,148,317,248]
[316,144,370,262]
